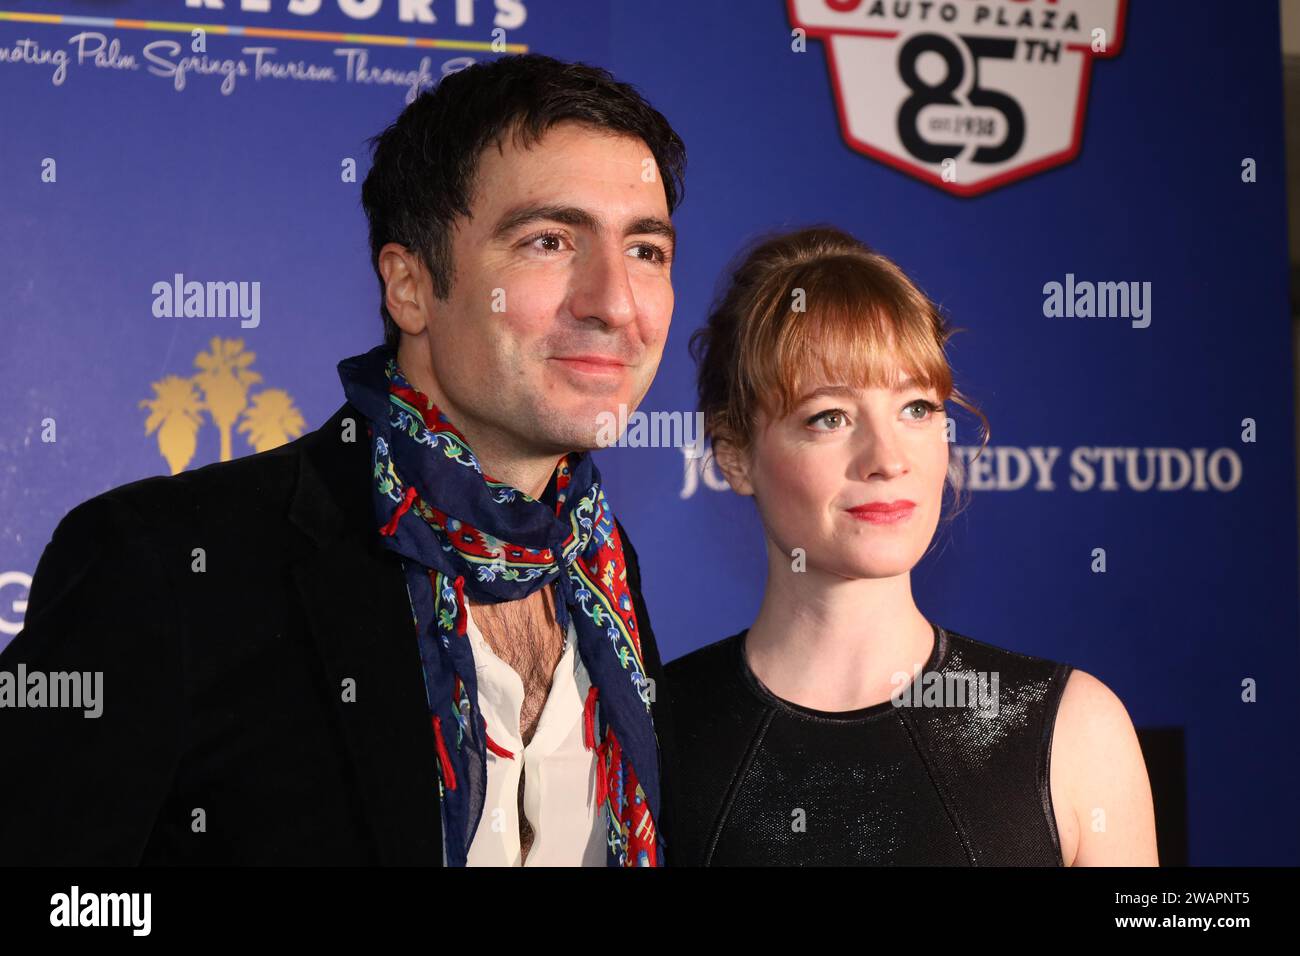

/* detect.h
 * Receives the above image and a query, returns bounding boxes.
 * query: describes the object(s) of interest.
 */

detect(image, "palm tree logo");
[139,336,306,475]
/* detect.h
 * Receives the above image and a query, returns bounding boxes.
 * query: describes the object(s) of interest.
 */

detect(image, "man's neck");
[395,342,565,500]
[445,417,564,501]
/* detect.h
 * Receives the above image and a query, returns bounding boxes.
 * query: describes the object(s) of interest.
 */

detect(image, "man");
[0,54,685,867]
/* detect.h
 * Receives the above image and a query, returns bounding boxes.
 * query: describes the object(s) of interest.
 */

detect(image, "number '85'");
[897,33,1027,165]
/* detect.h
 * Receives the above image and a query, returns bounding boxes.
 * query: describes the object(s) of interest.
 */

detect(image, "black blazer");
[0,401,677,865]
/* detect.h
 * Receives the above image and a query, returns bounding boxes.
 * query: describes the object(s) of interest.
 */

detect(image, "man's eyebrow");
[628,216,677,253]
[489,203,676,252]
[490,203,597,240]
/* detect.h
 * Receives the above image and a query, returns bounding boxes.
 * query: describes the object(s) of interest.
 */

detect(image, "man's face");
[420,120,675,458]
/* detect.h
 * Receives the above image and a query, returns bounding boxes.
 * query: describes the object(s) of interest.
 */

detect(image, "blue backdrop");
[1,0,1295,865]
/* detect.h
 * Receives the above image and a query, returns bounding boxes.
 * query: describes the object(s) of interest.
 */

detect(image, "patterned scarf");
[337,344,662,867]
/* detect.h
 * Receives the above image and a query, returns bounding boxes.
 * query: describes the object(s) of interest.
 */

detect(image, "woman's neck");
[743,539,937,712]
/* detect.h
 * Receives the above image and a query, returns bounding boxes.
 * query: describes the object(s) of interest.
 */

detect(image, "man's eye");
[630,243,669,264]
[526,231,568,254]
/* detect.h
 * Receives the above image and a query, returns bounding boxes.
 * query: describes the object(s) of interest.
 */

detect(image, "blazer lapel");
[288,401,444,865]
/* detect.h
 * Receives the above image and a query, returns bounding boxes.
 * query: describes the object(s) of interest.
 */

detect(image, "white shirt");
[440,601,607,866]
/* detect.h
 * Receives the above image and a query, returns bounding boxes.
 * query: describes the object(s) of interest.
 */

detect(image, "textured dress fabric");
[664,624,1074,866]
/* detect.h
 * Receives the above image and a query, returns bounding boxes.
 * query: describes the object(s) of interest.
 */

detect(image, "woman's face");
[728,364,950,581]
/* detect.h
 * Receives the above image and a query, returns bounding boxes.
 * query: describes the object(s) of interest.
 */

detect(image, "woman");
[667,226,1158,866]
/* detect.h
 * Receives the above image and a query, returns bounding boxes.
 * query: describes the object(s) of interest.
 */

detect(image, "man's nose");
[568,242,638,329]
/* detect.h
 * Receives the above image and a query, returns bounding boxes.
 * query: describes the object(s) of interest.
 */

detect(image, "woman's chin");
[828,551,921,581]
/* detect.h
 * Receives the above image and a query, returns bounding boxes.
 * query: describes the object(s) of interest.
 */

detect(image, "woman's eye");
[903,399,942,421]
[807,409,848,430]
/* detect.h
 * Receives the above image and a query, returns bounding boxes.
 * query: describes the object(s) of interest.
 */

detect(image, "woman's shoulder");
[933,623,1132,750]
[936,625,1075,684]
[937,626,1156,864]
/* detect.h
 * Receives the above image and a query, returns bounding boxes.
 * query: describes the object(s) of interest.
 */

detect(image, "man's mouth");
[550,354,628,376]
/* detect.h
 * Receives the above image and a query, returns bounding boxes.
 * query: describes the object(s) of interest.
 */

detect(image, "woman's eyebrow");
[796,384,858,402]
[796,379,926,403]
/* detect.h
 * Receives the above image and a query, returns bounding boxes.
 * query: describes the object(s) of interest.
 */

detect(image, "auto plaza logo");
[787,0,1128,196]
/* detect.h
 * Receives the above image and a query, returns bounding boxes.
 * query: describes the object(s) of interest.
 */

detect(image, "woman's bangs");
[765,294,950,417]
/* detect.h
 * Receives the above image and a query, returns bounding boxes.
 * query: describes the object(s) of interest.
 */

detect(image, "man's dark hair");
[360,54,688,350]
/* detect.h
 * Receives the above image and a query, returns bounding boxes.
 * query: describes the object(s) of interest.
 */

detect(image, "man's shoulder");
[664,632,744,695]
[54,401,356,544]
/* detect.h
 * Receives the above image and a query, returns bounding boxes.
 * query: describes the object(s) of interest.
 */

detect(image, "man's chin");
[526,402,630,455]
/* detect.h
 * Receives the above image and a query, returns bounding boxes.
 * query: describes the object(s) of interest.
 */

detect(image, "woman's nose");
[851,420,907,481]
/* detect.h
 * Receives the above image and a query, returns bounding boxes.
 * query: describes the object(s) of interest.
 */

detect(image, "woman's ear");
[711,437,755,496]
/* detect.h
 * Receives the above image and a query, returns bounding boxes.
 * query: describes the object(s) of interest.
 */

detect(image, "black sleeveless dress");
[663,623,1073,866]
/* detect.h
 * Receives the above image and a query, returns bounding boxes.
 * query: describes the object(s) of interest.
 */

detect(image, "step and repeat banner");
[1,1,1296,865]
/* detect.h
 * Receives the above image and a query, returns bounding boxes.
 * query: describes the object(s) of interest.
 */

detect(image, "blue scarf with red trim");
[338,345,662,867]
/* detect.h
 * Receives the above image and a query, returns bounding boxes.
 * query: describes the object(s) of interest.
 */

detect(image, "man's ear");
[379,242,431,336]
[711,438,755,496]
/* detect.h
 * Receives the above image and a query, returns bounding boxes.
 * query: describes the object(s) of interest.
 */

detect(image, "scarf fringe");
[485,731,514,759]
[379,485,419,537]
[452,574,467,635]
[582,685,598,751]
[431,715,457,791]
[582,685,613,809]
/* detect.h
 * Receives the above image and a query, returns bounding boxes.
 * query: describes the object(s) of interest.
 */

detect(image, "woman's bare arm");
[1049,668,1160,866]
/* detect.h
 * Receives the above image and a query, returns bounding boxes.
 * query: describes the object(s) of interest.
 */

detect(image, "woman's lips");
[845,500,916,524]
